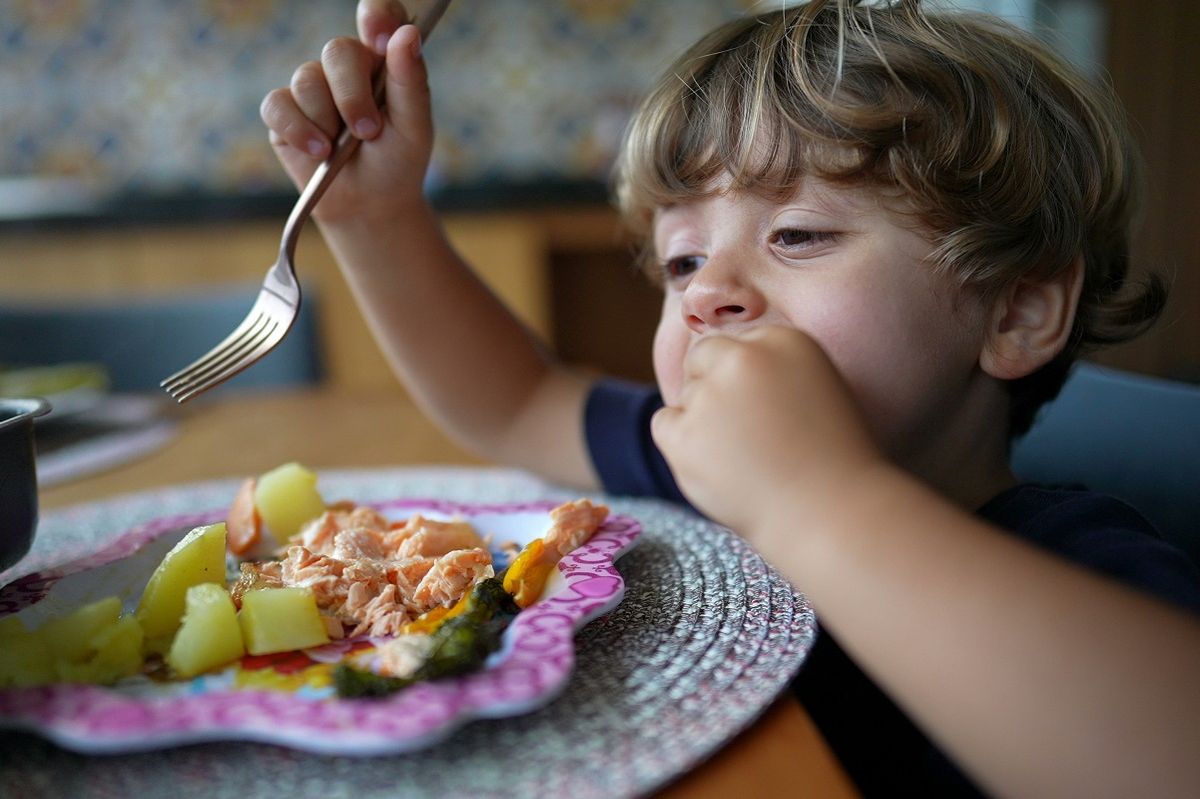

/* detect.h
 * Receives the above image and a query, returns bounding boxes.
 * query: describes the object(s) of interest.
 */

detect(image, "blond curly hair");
[613,0,1166,437]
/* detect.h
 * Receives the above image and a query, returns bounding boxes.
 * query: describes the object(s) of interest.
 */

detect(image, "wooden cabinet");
[1102,0,1200,381]
[0,206,658,390]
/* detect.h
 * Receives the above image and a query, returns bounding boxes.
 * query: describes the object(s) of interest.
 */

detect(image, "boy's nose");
[681,264,767,332]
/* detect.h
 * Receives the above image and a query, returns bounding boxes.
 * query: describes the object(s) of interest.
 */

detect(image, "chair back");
[0,284,322,394]
[1012,363,1200,564]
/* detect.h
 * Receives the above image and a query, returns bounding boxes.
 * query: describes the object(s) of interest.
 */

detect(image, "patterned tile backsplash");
[0,0,768,196]
[0,0,1098,199]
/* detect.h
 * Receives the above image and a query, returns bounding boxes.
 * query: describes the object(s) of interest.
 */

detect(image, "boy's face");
[650,176,994,466]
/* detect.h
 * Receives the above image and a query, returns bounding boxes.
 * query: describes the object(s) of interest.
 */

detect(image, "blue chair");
[0,284,323,395]
[1012,362,1200,564]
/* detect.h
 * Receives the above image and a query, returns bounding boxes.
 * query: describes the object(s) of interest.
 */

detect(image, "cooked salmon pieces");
[232,500,607,641]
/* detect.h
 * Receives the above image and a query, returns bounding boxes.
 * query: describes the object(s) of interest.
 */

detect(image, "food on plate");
[225,477,261,556]
[165,583,245,678]
[136,522,228,645]
[335,577,520,698]
[226,462,327,558]
[504,499,611,607]
[235,507,498,639]
[255,461,327,542]
[40,595,123,662]
[0,616,55,687]
[0,596,144,687]
[0,462,612,695]
[238,586,330,655]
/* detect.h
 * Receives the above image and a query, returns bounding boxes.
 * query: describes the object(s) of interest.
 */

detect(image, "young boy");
[261,0,1200,794]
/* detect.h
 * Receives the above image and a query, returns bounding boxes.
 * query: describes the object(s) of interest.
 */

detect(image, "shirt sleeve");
[583,378,687,504]
[1006,490,1200,616]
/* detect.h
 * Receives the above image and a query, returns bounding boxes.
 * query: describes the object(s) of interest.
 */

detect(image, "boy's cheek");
[652,318,686,406]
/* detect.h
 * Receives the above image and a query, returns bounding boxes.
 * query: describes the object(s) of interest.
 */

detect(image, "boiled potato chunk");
[238,587,329,655]
[254,462,326,541]
[0,617,55,687]
[2,598,145,686]
[136,522,228,639]
[166,583,245,678]
[0,616,26,637]
[56,615,144,684]
[39,595,122,662]
[88,615,145,680]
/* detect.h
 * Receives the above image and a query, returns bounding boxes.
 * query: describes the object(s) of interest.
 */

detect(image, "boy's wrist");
[319,195,436,245]
[748,458,911,581]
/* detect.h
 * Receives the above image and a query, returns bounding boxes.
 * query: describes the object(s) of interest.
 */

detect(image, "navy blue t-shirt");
[584,378,1200,796]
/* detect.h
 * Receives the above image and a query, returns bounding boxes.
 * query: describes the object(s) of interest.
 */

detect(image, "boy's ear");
[980,256,1084,380]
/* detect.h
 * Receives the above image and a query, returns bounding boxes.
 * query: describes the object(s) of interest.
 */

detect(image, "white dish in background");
[33,394,180,487]
[0,363,110,424]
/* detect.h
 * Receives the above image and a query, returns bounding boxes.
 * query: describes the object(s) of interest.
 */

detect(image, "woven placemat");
[0,467,815,798]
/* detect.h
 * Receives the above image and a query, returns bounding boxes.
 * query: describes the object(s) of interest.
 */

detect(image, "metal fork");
[161,0,453,403]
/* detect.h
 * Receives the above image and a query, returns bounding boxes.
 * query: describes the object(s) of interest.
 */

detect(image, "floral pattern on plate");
[0,498,641,755]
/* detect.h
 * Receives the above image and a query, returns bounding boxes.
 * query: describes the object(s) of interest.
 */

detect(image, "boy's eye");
[772,228,834,248]
[659,255,705,280]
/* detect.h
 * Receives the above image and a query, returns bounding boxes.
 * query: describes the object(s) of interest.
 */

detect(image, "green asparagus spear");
[335,577,519,699]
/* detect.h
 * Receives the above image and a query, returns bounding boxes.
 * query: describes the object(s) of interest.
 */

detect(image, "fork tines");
[160,291,296,402]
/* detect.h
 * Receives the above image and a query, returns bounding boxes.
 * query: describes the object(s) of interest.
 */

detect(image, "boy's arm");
[324,202,600,488]
[261,4,599,488]
[788,471,1200,798]
[652,326,1200,798]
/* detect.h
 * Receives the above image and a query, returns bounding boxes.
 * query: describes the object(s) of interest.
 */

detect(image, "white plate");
[1,495,640,755]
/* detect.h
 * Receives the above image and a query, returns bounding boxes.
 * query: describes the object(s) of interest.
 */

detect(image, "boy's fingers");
[290,61,339,142]
[382,24,433,145]
[357,0,410,55]
[682,334,731,382]
[260,87,329,160]
[649,406,679,452]
[321,36,383,141]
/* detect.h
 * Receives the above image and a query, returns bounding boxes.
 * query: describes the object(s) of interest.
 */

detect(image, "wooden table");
[39,386,858,798]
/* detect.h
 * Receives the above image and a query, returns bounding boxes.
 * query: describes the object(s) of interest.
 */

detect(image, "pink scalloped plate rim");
[0,499,641,756]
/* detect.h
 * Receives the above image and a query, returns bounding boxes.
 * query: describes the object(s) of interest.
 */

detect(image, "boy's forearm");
[759,471,1200,798]
[317,202,599,487]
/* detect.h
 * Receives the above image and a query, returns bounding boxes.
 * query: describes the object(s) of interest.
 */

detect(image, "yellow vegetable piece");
[238,587,330,656]
[254,462,326,542]
[166,583,245,678]
[39,595,122,662]
[136,523,228,640]
[0,615,28,637]
[0,617,55,687]
[57,615,145,684]
[502,538,557,608]
[89,615,145,679]
[403,589,472,635]
[3,598,145,686]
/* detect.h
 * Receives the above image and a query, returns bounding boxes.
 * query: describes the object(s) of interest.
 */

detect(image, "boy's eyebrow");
[790,181,869,216]
[652,203,699,234]
[651,211,690,251]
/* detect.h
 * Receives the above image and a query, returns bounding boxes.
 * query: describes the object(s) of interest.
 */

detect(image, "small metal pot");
[0,397,51,571]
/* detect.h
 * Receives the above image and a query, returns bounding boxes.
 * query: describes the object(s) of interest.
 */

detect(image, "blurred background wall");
[0,0,1195,389]
[0,0,1109,194]
[0,0,775,196]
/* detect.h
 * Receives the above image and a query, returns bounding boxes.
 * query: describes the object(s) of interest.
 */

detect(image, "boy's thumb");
[357,0,407,54]
[382,24,433,143]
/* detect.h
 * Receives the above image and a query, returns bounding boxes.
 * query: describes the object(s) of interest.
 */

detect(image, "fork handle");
[281,111,370,247]
[279,0,453,261]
